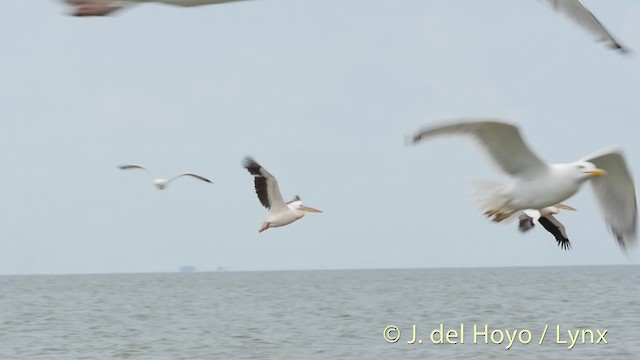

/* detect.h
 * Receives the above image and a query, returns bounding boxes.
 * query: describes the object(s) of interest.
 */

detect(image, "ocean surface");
[0,265,637,359]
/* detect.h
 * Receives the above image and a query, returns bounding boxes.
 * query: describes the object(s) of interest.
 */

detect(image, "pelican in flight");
[542,0,629,53]
[408,119,637,251]
[118,164,212,190]
[63,0,251,17]
[242,156,322,233]
[518,204,576,250]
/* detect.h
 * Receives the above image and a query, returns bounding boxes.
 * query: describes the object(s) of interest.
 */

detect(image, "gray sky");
[2,0,639,274]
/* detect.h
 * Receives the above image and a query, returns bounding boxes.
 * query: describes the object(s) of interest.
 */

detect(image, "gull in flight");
[62,0,630,54]
[518,204,576,250]
[542,0,629,53]
[63,0,252,17]
[61,0,630,53]
[408,119,637,251]
[242,156,322,233]
[118,164,212,190]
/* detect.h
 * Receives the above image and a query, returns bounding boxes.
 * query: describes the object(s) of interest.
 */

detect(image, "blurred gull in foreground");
[408,119,637,252]
[62,0,630,53]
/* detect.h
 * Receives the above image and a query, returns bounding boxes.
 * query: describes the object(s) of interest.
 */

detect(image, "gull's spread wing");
[118,164,155,178]
[166,173,213,184]
[409,120,550,180]
[542,0,629,53]
[582,148,637,250]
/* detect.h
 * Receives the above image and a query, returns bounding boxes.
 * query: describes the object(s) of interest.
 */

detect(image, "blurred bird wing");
[582,148,637,250]
[409,119,550,180]
[153,0,253,6]
[118,164,155,178]
[166,173,213,184]
[542,0,628,53]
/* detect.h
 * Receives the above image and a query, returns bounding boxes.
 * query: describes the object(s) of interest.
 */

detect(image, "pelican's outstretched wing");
[542,0,629,53]
[118,164,155,178]
[166,173,213,185]
[518,209,572,250]
[582,148,637,250]
[242,157,287,213]
[538,214,572,250]
[408,120,550,180]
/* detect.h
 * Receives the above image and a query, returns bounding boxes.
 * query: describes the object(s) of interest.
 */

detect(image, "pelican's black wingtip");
[242,156,261,174]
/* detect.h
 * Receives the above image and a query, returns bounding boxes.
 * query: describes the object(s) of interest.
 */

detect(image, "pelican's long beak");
[586,168,607,177]
[300,206,322,213]
[555,204,576,211]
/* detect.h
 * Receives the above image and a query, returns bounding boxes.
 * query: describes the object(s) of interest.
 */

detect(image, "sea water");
[0,265,637,359]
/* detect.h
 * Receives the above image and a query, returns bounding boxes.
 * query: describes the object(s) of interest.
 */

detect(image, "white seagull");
[118,164,212,190]
[63,0,629,53]
[408,119,637,251]
[518,204,576,250]
[242,156,322,233]
[542,0,629,53]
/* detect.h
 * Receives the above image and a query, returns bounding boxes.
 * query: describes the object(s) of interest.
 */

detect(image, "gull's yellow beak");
[300,206,322,213]
[586,168,607,177]
[555,204,576,211]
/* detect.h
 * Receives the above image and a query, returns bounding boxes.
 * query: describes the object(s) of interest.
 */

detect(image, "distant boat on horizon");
[179,266,196,273]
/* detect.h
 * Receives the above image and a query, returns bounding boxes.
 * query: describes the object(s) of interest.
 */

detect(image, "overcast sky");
[2,0,639,274]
